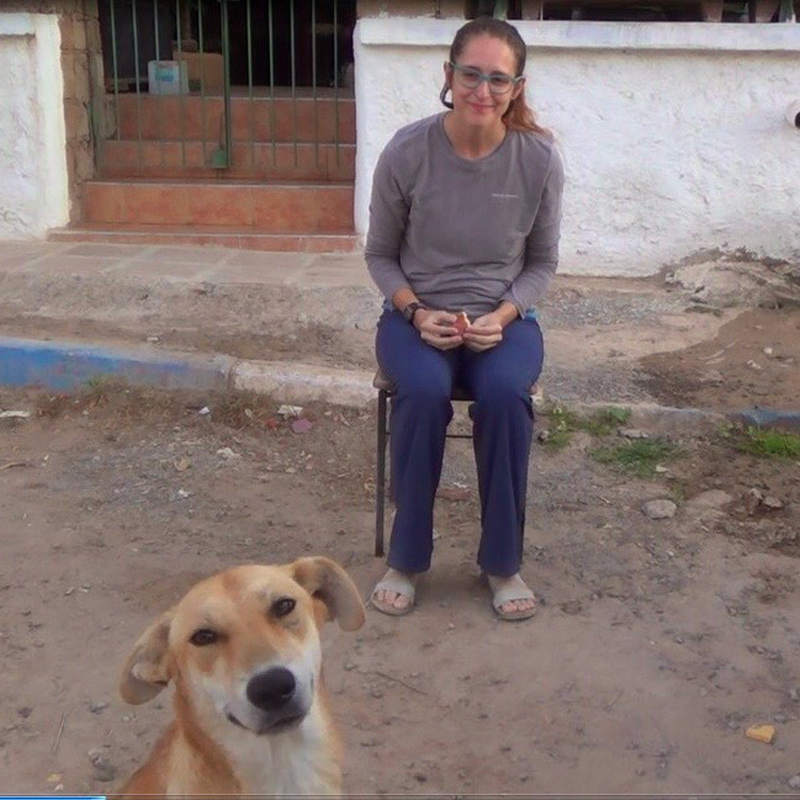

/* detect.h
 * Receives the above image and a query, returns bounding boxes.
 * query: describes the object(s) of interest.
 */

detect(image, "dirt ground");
[1,376,798,796]
[1,249,799,794]
[2,248,798,412]
[639,307,800,412]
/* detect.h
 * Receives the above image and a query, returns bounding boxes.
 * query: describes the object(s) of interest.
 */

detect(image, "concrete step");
[98,140,355,181]
[112,94,356,144]
[80,180,354,234]
[48,224,362,253]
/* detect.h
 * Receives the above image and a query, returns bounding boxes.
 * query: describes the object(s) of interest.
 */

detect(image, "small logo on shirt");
[491,193,519,199]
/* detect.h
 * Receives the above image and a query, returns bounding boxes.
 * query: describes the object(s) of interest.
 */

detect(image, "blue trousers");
[376,310,544,577]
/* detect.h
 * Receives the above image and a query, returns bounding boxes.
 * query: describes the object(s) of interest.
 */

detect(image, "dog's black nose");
[246,667,297,711]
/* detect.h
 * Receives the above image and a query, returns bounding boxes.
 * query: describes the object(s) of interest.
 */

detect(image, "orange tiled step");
[81,180,354,234]
[48,224,362,253]
[113,95,356,144]
[98,141,355,182]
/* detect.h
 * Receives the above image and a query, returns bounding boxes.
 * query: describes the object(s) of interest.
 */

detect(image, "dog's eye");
[272,597,296,618]
[189,628,219,646]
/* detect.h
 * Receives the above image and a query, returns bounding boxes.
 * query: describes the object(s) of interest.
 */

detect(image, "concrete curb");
[0,336,232,392]
[1,336,798,432]
[552,400,730,433]
[231,360,375,407]
[0,335,376,405]
[558,400,800,432]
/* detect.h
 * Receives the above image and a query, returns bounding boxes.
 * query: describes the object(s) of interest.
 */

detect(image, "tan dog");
[116,557,365,797]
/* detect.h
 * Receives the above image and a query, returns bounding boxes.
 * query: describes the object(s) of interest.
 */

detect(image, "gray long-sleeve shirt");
[365,112,565,319]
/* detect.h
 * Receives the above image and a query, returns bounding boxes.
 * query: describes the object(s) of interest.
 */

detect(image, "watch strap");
[403,301,425,324]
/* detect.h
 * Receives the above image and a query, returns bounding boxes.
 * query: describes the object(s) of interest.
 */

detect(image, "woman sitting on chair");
[365,17,565,621]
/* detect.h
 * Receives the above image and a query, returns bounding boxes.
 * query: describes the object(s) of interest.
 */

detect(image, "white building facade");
[354,19,800,276]
[0,13,69,238]
[1,3,799,278]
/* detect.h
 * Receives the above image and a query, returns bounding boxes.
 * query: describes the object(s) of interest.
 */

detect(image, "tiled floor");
[0,239,371,289]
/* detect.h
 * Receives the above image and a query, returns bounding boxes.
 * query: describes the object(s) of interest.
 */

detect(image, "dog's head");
[119,557,365,736]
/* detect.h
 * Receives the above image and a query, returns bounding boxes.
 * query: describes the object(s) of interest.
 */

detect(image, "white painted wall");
[0,13,69,239]
[354,20,800,276]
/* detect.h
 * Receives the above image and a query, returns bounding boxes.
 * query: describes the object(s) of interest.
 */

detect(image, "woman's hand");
[414,309,464,351]
[463,311,504,352]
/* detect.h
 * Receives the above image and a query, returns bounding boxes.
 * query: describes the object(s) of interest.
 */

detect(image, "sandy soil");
[639,307,800,412]
[1,382,798,796]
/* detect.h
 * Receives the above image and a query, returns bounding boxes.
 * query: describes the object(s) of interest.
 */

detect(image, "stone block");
[59,16,75,51]
[73,142,96,182]
[60,52,78,99]
[73,16,87,52]
[65,99,90,141]
[71,51,90,93]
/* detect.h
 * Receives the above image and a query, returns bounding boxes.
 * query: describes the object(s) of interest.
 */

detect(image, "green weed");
[590,438,678,478]
[735,426,800,459]
[541,405,632,451]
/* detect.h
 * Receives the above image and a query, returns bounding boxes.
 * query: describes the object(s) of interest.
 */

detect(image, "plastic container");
[147,60,189,95]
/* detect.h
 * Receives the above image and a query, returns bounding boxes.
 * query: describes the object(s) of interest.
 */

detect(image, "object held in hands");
[453,311,471,336]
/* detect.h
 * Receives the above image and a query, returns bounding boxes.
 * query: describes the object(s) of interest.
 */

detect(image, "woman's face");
[444,34,524,130]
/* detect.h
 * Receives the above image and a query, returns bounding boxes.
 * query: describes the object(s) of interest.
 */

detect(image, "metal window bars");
[97,0,354,180]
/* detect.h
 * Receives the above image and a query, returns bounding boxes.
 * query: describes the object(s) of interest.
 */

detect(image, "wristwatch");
[402,301,425,325]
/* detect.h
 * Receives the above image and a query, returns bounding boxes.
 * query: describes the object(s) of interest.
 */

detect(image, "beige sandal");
[370,571,416,617]
[485,573,538,622]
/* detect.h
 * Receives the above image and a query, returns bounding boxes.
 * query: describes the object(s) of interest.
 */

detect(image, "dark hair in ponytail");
[440,16,552,139]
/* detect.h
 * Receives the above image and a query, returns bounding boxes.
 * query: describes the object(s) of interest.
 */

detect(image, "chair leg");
[387,396,394,504]
[375,389,388,557]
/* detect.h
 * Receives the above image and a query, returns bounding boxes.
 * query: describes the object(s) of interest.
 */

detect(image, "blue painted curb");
[729,408,800,431]
[0,336,233,392]
[2,336,799,429]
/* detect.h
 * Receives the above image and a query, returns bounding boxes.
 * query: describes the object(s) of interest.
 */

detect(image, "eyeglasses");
[448,62,523,95]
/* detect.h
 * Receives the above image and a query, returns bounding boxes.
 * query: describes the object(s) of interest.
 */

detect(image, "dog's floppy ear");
[291,557,365,631]
[119,611,174,704]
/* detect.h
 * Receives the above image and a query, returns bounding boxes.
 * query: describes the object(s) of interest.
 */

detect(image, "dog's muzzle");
[227,667,311,735]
